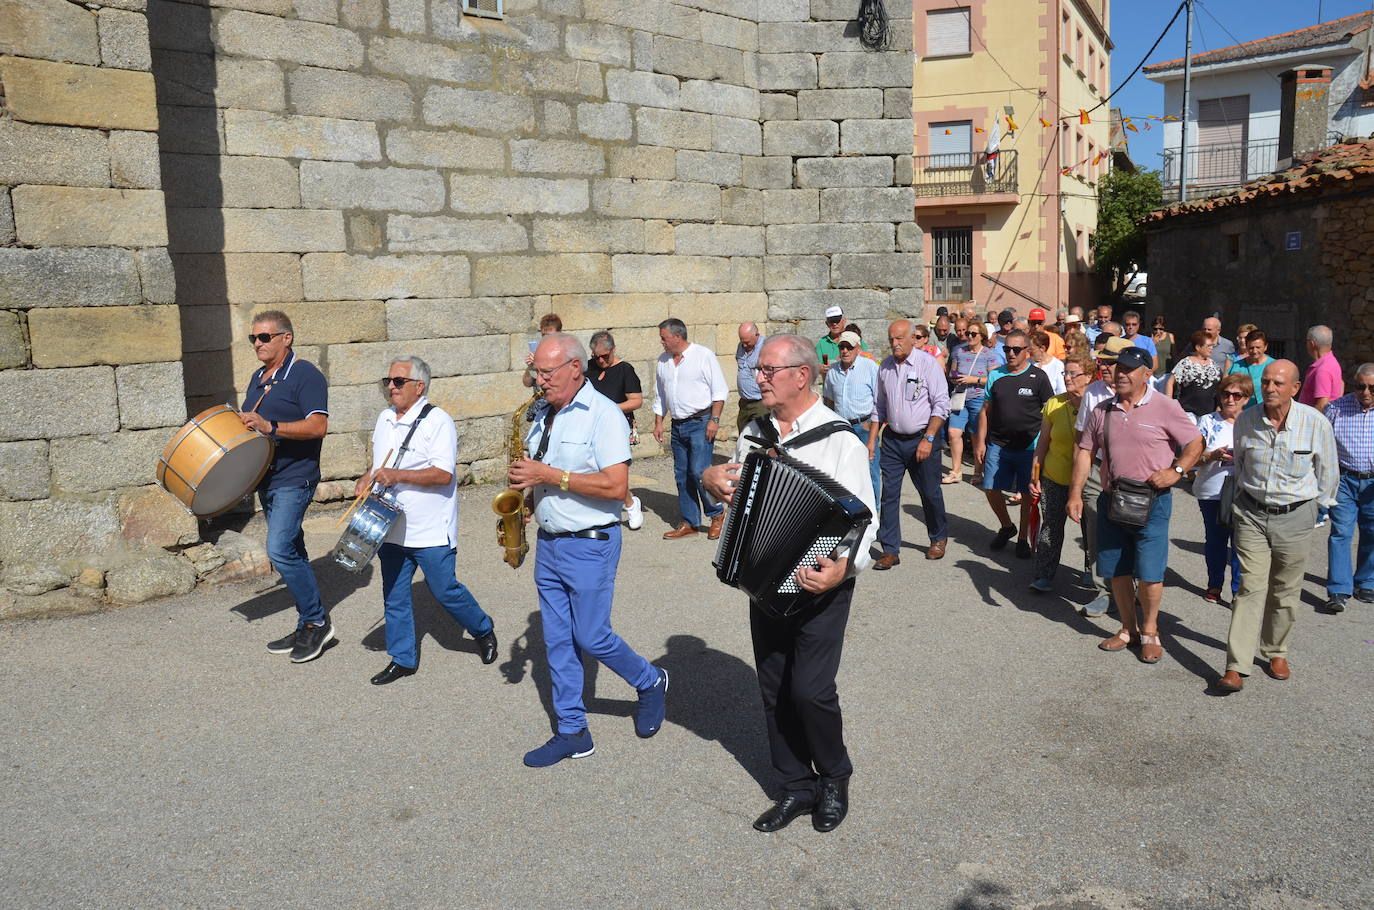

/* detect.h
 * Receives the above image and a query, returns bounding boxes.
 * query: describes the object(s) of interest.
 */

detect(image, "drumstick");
[247,381,275,414]
[336,448,393,527]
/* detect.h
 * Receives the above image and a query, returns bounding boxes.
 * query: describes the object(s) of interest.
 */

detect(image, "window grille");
[463,0,502,18]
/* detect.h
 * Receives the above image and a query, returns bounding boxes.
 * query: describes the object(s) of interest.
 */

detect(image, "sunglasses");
[913,334,928,341]
[1352,383,1374,392]
[964,331,981,337]
[248,331,285,344]
[379,377,421,388]
[1004,345,1027,355]
[1219,390,1247,399]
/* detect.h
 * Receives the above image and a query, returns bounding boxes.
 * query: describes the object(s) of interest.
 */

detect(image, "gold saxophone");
[492,392,539,568]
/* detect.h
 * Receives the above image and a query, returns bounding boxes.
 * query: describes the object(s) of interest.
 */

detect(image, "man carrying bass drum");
[238,311,333,664]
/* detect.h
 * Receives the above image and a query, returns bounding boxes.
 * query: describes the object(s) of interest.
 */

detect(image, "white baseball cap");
[824,306,844,319]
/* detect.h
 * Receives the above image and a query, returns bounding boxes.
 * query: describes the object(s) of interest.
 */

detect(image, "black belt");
[1240,491,1312,515]
[740,398,762,405]
[539,522,616,541]
[884,429,925,440]
[674,408,713,421]
[1342,469,1374,480]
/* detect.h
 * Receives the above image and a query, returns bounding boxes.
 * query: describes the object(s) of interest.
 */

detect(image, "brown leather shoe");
[707,513,724,540]
[663,523,699,540]
[1097,628,1136,652]
[925,539,947,560]
[873,553,900,570]
[1218,670,1244,692]
[1265,657,1291,680]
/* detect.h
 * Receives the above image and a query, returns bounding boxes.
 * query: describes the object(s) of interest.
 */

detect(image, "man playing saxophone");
[507,334,668,767]
[360,356,498,686]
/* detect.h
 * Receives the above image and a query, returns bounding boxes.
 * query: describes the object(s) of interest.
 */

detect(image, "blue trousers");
[847,421,881,501]
[1198,498,1241,594]
[379,543,493,669]
[259,482,325,626]
[877,431,947,553]
[535,526,657,734]
[1328,473,1374,596]
[670,414,721,527]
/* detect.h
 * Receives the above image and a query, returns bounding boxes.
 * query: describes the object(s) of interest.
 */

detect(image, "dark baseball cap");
[1115,346,1153,372]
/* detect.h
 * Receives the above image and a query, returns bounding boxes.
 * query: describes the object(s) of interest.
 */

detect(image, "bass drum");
[157,405,274,517]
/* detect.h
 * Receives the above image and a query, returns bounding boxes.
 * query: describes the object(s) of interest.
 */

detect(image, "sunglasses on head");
[248,331,285,344]
[379,377,420,388]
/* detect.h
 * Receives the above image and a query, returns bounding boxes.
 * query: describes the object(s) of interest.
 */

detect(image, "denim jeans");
[877,431,947,552]
[1197,498,1241,594]
[379,543,493,669]
[847,421,881,501]
[670,414,720,527]
[1327,473,1374,596]
[259,482,325,626]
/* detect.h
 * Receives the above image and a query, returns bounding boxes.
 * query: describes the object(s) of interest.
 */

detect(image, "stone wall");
[1146,183,1374,370]
[1,0,203,606]
[0,0,918,608]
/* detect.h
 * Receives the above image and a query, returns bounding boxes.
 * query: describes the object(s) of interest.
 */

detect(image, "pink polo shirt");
[1079,386,1201,490]
[1297,351,1343,407]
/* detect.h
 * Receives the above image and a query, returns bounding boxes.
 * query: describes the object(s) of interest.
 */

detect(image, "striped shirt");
[1233,400,1339,508]
[1325,393,1374,473]
[873,348,950,434]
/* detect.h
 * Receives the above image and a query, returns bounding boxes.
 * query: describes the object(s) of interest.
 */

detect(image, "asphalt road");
[2,454,1370,909]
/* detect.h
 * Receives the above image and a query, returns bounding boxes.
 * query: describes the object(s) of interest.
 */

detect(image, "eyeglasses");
[1219,390,1247,399]
[754,364,803,379]
[532,358,577,380]
[1065,372,1088,380]
[1352,383,1374,392]
[1004,345,1027,355]
[248,331,285,344]
[379,376,420,389]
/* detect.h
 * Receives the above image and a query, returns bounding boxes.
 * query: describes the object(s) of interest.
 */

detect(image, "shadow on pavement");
[499,610,555,731]
[356,581,488,666]
[230,554,375,623]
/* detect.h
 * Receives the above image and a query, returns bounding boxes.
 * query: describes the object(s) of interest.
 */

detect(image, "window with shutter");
[926,8,971,57]
[463,0,502,18]
[929,121,972,167]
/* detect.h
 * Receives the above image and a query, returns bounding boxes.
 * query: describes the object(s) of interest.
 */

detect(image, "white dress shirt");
[653,342,728,419]
[369,396,459,548]
[734,397,879,573]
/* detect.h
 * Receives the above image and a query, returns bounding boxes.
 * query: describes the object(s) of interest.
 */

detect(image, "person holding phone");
[1194,373,1251,604]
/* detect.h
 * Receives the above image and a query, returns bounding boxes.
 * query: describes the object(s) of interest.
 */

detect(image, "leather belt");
[1341,469,1374,479]
[539,522,616,541]
[1240,491,1311,515]
[884,429,924,440]
[674,408,712,421]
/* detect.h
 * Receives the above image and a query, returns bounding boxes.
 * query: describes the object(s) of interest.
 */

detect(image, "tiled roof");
[1143,12,1370,74]
[1146,139,1374,221]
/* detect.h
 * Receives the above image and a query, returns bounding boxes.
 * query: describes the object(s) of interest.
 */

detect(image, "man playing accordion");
[703,334,877,834]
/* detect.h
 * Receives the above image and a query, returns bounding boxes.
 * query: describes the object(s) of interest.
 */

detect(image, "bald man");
[1219,360,1338,692]
[735,322,769,432]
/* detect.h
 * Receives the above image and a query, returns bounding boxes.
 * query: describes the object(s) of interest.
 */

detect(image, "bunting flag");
[1142,122,1152,130]
[1005,115,1019,132]
[1079,109,1091,125]
[1039,117,1053,128]
[1126,122,1138,132]
[974,126,985,133]
[944,128,951,134]
[1092,151,1105,165]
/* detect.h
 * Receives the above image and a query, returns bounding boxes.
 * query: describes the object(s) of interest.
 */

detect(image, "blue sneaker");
[1028,578,1053,593]
[1082,595,1111,617]
[523,729,595,767]
[635,667,669,738]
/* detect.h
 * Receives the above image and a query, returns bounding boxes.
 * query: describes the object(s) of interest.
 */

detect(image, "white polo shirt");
[653,342,728,419]
[369,397,459,548]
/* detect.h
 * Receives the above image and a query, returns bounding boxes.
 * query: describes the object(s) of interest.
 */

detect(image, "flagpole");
[1179,0,1194,202]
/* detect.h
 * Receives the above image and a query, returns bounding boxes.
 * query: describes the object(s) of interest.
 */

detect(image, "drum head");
[189,435,273,516]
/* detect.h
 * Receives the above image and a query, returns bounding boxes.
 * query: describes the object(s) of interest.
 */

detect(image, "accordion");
[712,447,872,617]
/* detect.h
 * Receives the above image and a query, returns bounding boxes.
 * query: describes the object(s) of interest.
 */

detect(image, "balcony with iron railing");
[914,150,1019,203]
[1160,132,1344,200]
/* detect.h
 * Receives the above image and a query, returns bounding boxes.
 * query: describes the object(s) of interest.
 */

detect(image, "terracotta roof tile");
[1144,12,1370,74]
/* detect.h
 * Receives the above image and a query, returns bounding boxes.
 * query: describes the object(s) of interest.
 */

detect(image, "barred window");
[463,0,503,18]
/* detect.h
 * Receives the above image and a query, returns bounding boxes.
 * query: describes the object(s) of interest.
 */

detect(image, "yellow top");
[1041,392,1079,486]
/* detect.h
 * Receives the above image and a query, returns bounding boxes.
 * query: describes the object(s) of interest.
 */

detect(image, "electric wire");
[858,0,889,51]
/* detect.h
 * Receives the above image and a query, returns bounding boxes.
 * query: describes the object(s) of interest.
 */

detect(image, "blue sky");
[1108,0,1372,170]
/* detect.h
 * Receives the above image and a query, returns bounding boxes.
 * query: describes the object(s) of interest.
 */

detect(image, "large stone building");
[0,0,919,606]
[912,0,1110,314]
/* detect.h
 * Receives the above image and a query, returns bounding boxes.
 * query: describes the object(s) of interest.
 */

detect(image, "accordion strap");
[744,418,852,454]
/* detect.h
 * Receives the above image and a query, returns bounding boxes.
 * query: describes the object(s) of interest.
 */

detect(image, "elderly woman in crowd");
[944,320,1004,484]
[1028,353,1095,592]
[1165,330,1223,423]
[1194,372,1251,603]
[1228,328,1273,407]
[585,330,645,530]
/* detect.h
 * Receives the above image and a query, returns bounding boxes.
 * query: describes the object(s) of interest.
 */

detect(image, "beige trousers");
[1226,498,1318,674]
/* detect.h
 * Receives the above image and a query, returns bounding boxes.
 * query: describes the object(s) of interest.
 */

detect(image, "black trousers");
[749,579,855,800]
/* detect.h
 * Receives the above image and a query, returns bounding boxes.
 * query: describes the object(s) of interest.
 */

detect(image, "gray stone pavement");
[2,453,1371,909]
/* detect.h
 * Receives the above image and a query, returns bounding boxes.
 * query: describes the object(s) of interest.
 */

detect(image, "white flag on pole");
[984,121,1000,181]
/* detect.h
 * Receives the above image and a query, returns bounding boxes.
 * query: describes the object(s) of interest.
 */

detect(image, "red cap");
[1028,308,1047,321]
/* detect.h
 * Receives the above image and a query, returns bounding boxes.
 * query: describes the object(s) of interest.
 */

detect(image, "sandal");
[1139,633,1164,664]
[941,472,961,485]
[1097,628,1137,652]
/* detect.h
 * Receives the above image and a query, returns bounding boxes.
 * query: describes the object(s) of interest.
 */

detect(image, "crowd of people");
[231,301,1371,835]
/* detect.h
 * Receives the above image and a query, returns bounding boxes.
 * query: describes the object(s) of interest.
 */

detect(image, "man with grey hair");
[359,356,497,685]
[654,318,729,540]
[1298,324,1342,413]
[1200,316,1236,370]
[1323,362,1374,613]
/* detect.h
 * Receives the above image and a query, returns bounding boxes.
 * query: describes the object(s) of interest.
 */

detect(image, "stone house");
[1144,139,1374,370]
[0,0,920,605]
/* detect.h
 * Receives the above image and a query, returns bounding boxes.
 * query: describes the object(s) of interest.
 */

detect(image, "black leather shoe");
[813,779,849,832]
[752,794,815,833]
[370,661,416,685]
[476,630,498,665]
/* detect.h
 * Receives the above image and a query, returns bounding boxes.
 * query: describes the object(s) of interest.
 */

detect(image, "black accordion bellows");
[713,448,872,617]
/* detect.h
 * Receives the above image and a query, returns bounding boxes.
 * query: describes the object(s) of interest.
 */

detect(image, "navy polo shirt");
[242,350,329,489]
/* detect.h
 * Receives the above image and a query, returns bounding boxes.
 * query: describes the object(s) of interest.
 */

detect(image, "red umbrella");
[1027,462,1041,552]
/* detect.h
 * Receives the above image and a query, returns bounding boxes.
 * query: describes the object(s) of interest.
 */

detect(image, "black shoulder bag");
[1104,407,1157,529]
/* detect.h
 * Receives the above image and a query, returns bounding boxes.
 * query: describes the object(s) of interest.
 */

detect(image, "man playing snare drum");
[357,356,497,686]
[239,311,332,663]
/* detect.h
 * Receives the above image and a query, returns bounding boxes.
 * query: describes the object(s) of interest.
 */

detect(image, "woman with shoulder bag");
[944,321,1005,485]
[1194,372,1250,603]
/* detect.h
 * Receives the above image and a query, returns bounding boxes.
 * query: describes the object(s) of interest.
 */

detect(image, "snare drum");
[157,405,275,517]
[332,492,401,572]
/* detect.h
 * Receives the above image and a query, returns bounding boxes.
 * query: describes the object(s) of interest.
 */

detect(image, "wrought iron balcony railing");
[914,150,1019,198]
[1160,132,1344,200]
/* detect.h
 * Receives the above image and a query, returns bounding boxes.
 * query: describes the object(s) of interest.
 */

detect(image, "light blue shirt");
[822,355,879,423]
[736,336,765,400]
[526,381,632,533]
[1122,333,1157,360]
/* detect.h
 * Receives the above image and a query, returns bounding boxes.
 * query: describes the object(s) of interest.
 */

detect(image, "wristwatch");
[270,420,279,437]
[1172,464,1184,475]
[924,434,936,443]
[707,416,720,424]
[559,469,571,491]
